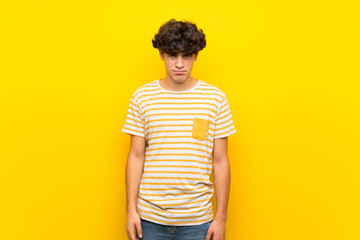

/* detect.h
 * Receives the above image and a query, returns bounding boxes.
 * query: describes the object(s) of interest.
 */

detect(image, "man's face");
[160,51,198,83]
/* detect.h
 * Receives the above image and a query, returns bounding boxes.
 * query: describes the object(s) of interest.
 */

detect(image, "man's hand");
[126,211,142,240]
[205,219,226,240]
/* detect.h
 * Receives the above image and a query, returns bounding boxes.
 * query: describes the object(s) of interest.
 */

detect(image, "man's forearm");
[125,155,145,212]
[213,157,231,221]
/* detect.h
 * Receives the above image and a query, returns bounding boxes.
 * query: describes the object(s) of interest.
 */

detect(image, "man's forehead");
[164,52,194,56]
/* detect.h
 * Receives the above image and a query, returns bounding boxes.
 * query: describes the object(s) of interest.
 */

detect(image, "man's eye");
[184,55,191,58]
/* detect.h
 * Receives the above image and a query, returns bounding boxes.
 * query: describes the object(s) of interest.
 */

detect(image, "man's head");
[152,19,206,84]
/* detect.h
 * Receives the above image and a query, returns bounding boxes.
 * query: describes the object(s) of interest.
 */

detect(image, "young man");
[122,19,236,240]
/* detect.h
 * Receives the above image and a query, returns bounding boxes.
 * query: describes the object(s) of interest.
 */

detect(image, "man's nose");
[175,56,184,68]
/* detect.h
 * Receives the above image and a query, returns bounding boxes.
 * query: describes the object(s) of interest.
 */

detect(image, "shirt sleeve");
[214,95,236,138]
[121,95,145,137]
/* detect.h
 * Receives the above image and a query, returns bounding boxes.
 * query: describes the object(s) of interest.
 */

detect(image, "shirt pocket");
[192,117,211,141]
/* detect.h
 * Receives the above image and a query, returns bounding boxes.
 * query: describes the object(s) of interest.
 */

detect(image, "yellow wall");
[1,1,359,239]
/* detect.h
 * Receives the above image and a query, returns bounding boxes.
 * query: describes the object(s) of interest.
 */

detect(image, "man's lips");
[173,70,186,74]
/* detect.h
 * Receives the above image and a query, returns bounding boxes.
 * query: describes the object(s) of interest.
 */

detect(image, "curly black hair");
[152,19,206,56]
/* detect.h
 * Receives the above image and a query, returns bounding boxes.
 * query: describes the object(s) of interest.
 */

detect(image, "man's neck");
[160,77,198,92]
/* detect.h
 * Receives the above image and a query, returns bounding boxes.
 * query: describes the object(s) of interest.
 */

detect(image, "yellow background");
[1,1,359,239]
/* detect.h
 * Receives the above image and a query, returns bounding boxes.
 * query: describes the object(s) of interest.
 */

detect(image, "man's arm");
[125,135,146,240]
[206,137,230,240]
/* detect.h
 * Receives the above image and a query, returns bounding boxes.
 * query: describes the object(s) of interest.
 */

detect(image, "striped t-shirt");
[122,79,236,226]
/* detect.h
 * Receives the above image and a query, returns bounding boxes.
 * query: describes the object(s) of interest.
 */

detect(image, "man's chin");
[171,76,188,83]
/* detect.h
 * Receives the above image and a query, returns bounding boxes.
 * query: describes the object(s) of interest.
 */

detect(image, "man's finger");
[205,228,213,240]
[135,221,143,238]
[126,225,136,240]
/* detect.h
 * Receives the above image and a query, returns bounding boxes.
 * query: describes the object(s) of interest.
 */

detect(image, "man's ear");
[159,51,164,61]
[194,53,198,61]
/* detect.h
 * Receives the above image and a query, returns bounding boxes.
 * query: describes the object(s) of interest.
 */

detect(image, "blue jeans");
[136,218,213,240]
